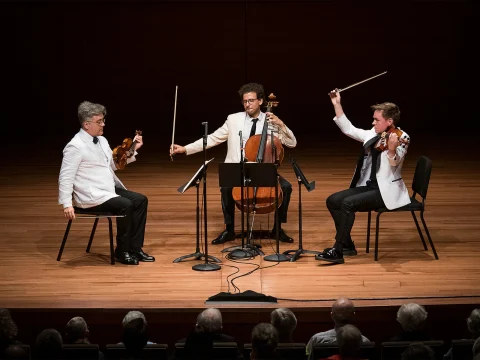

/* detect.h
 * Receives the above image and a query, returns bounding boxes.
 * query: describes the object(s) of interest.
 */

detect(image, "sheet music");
[178,158,214,193]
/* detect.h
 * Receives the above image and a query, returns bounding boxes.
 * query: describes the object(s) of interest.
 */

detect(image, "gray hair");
[271,308,297,335]
[65,316,88,342]
[396,303,428,332]
[122,311,147,328]
[77,101,106,125]
[337,324,362,357]
[468,309,480,336]
[196,308,222,333]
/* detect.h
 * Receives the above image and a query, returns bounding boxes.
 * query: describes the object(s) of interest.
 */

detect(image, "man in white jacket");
[58,101,154,265]
[170,83,297,245]
[316,90,411,264]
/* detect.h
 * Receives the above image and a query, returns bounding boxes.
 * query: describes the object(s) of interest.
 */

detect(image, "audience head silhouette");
[468,309,480,339]
[397,303,428,332]
[401,342,434,360]
[331,297,356,327]
[122,311,148,356]
[251,323,279,359]
[270,308,297,343]
[196,308,223,334]
[337,324,363,358]
[0,309,18,352]
[65,316,89,344]
[35,328,63,360]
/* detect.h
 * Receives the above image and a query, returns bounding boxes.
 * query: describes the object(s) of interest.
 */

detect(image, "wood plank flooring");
[1,138,479,310]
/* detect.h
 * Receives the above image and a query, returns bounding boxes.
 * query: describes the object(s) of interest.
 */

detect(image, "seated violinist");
[58,101,154,265]
[316,89,411,264]
[170,83,297,245]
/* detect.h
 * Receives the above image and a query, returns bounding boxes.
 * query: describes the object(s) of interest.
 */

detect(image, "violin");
[232,93,284,214]
[374,126,409,152]
[112,130,142,170]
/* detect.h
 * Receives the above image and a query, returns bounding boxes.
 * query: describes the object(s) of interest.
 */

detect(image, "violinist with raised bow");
[170,83,297,245]
[316,89,411,265]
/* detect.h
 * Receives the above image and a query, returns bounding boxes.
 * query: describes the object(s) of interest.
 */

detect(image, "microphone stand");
[193,122,221,271]
[264,125,289,262]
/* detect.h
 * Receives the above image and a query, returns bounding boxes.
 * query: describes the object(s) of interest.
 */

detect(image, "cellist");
[170,83,297,245]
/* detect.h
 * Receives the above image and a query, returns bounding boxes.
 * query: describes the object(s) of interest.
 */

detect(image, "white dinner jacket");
[185,111,297,163]
[58,129,135,209]
[334,114,411,210]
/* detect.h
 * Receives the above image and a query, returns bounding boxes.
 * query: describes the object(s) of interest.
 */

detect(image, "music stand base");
[173,252,221,263]
[264,253,290,262]
[192,263,221,271]
[283,248,321,262]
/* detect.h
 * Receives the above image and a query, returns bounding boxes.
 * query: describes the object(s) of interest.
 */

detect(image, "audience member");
[0,309,20,355]
[181,308,240,359]
[401,342,435,360]
[65,316,90,344]
[444,308,480,359]
[251,323,279,360]
[320,325,366,360]
[474,337,480,357]
[35,328,63,360]
[270,308,297,343]
[391,303,431,341]
[306,297,370,360]
[121,311,150,359]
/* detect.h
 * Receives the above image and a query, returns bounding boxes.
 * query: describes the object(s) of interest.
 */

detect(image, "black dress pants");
[220,175,292,232]
[79,187,148,251]
[326,184,385,252]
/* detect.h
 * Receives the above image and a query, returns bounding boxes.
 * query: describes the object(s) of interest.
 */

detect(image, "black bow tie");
[93,137,99,144]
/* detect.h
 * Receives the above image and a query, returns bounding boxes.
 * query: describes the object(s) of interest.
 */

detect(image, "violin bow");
[335,71,387,93]
[170,85,178,161]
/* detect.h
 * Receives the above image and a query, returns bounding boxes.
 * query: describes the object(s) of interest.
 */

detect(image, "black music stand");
[173,159,221,265]
[283,158,321,261]
[218,163,288,262]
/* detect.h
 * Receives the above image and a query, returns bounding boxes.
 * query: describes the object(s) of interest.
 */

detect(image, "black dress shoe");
[315,248,345,264]
[212,230,235,245]
[130,248,155,262]
[270,228,294,243]
[115,250,139,265]
[323,242,357,256]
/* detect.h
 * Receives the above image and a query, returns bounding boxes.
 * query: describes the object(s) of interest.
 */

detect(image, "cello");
[232,93,284,214]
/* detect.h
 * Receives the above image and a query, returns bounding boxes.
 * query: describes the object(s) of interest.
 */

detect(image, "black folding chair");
[366,156,439,261]
[57,208,125,265]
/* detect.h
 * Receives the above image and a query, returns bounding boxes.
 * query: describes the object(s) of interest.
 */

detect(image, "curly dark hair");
[371,102,401,126]
[238,83,265,102]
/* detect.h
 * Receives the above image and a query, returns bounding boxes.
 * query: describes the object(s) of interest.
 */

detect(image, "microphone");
[239,130,243,145]
[202,122,208,145]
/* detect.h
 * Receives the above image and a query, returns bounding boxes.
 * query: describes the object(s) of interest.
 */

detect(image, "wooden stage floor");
[1,137,480,311]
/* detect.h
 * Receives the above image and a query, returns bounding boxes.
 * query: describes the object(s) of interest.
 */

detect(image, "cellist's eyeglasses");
[242,99,258,105]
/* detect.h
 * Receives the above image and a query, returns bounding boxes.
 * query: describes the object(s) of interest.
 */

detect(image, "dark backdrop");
[1,0,475,153]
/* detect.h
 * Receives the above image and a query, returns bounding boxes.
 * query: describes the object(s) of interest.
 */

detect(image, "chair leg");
[86,218,99,253]
[57,220,73,261]
[420,211,439,260]
[366,211,372,253]
[411,211,428,250]
[375,212,382,261]
[108,217,115,265]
